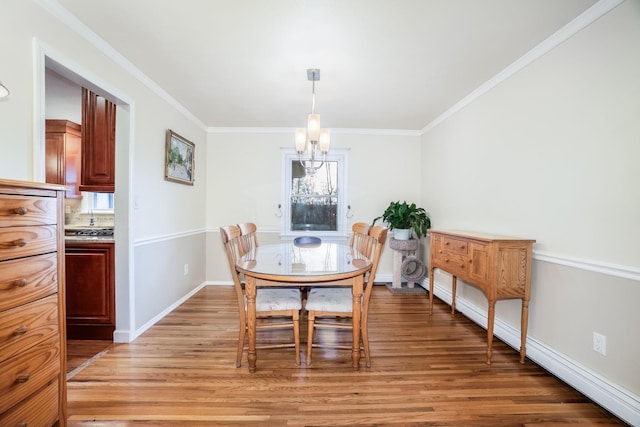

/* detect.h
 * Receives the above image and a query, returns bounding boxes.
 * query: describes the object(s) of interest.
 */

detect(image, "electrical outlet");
[183,264,189,275]
[593,332,606,356]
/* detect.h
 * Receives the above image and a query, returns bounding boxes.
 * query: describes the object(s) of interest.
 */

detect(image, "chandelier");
[295,68,330,176]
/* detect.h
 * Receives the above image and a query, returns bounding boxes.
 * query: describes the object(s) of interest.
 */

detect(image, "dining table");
[236,241,372,372]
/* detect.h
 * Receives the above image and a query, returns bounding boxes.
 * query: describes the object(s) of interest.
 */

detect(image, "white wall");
[0,1,208,341]
[205,130,422,282]
[421,1,639,422]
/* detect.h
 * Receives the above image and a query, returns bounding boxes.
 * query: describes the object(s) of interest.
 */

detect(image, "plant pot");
[393,228,411,240]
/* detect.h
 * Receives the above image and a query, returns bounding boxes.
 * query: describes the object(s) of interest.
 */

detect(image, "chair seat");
[255,288,302,311]
[305,287,353,312]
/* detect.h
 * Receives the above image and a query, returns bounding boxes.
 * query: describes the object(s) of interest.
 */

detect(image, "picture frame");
[165,129,195,185]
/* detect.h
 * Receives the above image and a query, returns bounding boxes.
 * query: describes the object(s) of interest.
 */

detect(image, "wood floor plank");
[66,285,626,426]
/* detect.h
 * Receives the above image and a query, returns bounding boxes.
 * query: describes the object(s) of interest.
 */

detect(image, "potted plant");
[373,201,431,240]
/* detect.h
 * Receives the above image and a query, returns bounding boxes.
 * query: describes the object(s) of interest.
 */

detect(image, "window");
[282,149,348,239]
[80,191,115,213]
[92,193,114,211]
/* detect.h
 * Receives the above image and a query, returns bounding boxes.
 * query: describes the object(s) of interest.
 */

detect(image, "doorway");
[37,49,134,373]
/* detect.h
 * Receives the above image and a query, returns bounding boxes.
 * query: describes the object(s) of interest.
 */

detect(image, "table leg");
[451,276,457,315]
[429,267,435,315]
[245,276,257,372]
[486,299,496,365]
[520,298,529,364]
[351,274,364,371]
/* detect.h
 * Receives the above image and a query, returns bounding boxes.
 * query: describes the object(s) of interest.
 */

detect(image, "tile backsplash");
[64,197,115,228]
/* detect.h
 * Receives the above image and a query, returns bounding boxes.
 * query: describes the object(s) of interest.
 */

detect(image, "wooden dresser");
[0,179,67,426]
[428,230,535,365]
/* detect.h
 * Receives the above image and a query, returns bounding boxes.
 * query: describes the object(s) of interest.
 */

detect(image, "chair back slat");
[349,222,372,258]
[238,222,259,254]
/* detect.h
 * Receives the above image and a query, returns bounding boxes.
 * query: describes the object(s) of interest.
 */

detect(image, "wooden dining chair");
[305,224,388,366]
[237,222,259,254]
[220,225,302,367]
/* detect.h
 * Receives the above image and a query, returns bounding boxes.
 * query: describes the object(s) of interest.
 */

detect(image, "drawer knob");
[11,238,27,247]
[13,278,28,288]
[12,207,28,215]
[15,373,30,384]
[444,258,449,263]
[13,325,28,336]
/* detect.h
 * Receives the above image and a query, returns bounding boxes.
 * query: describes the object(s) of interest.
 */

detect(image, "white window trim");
[280,148,349,240]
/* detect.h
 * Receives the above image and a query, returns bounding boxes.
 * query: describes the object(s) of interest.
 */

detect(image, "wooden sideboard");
[0,179,67,426]
[428,230,535,365]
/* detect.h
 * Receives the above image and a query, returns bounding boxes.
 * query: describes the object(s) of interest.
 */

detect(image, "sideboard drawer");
[0,253,58,312]
[0,195,57,227]
[0,226,57,261]
[0,336,60,414]
[0,295,59,363]
[0,378,58,427]
[442,236,469,255]
[440,252,469,278]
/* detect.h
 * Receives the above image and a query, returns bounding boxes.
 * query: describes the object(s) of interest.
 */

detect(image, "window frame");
[281,148,348,240]
[80,191,115,214]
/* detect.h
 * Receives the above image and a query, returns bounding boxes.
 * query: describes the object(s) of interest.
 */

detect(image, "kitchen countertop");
[65,235,115,243]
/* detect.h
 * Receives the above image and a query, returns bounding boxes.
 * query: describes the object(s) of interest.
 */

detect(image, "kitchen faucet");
[89,210,95,227]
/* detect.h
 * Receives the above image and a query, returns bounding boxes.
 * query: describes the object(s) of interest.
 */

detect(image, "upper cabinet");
[45,119,82,198]
[80,88,116,193]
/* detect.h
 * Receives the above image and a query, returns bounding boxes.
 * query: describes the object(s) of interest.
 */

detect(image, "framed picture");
[165,129,195,185]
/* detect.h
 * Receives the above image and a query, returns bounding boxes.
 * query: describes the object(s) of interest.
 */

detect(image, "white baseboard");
[429,281,640,426]
[117,281,209,343]
[112,329,130,343]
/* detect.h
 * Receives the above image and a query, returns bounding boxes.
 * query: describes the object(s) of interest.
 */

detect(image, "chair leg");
[306,311,315,365]
[236,325,246,368]
[362,321,371,368]
[361,310,371,367]
[293,311,301,366]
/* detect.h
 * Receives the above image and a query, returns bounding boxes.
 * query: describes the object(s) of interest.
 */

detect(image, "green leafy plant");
[373,201,431,239]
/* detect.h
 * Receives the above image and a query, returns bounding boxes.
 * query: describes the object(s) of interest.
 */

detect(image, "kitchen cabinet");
[0,179,67,426]
[80,88,116,192]
[65,241,115,340]
[45,119,82,198]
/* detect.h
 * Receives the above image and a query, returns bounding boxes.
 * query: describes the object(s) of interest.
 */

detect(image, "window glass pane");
[290,160,338,232]
[93,193,114,211]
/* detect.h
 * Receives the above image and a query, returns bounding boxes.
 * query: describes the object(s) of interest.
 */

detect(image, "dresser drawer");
[0,378,58,427]
[442,236,468,255]
[0,226,57,262]
[0,336,60,414]
[0,295,59,364]
[0,195,57,227]
[0,253,57,312]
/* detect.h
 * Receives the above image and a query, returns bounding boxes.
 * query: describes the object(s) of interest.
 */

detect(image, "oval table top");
[236,242,371,283]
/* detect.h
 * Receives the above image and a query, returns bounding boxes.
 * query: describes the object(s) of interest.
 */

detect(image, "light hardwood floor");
[66,285,625,426]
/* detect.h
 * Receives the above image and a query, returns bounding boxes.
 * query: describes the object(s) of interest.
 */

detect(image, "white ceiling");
[54,0,599,131]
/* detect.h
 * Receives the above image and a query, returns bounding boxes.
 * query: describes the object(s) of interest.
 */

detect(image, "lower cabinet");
[65,242,115,340]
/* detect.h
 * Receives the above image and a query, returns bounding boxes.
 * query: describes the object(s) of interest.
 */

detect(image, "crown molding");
[38,0,623,137]
[35,0,207,131]
[207,126,420,136]
[420,0,625,135]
